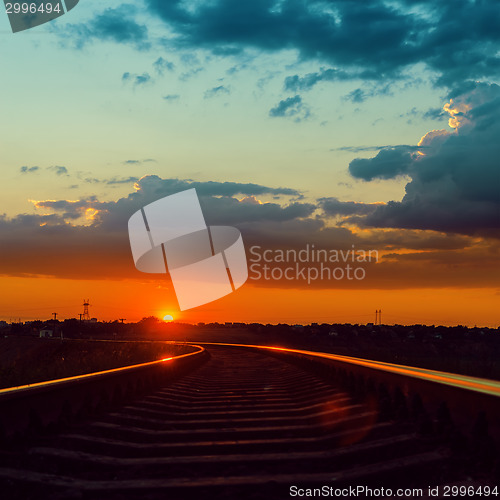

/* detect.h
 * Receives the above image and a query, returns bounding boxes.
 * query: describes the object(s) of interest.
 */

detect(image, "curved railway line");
[0,342,498,499]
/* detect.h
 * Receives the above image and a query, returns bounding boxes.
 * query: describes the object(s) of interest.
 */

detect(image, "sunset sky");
[0,0,499,326]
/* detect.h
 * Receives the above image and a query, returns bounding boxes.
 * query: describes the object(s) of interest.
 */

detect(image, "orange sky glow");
[1,276,498,328]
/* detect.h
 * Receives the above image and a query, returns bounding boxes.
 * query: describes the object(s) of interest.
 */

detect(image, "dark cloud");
[348,146,414,180]
[358,229,473,252]
[200,196,315,225]
[0,177,313,280]
[347,83,500,238]
[33,198,96,221]
[284,68,351,92]
[214,46,243,56]
[20,166,39,174]
[398,107,449,125]
[33,175,304,226]
[130,176,302,199]
[345,88,366,104]
[48,166,69,176]
[269,95,309,121]
[144,0,421,77]
[26,175,310,234]
[83,177,100,184]
[122,159,157,165]
[344,84,392,103]
[105,176,139,185]
[143,0,500,87]
[422,107,447,121]
[419,1,500,86]
[0,212,131,280]
[163,94,180,102]
[153,57,175,75]
[319,198,377,217]
[204,85,230,99]
[179,67,204,81]
[0,174,496,289]
[63,4,150,50]
[122,72,152,86]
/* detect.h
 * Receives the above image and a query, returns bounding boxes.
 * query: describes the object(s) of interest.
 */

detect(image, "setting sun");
[163,314,174,322]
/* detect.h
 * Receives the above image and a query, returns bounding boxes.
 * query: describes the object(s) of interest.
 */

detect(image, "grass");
[0,338,195,389]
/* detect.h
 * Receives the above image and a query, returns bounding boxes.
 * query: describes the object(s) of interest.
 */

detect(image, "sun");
[163,314,174,322]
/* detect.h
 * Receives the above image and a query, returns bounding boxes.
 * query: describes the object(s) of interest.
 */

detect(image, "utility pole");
[52,312,58,321]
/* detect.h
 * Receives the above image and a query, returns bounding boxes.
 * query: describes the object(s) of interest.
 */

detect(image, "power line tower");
[82,299,90,321]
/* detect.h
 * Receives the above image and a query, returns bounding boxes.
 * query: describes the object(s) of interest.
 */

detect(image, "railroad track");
[0,344,498,499]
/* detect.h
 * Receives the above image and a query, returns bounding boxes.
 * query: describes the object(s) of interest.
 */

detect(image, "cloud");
[319,198,378,217]
[284,68,352,92]
[348,146,414,181]
[269,95,310,121]
[144,0,420,76]
[347,83,500,238]
[122,159,157,165]
[20,166,39,174]
[179,67,204,81]
[48,166,69,176]
[122,72,152,86]
[62,4,150,50]
[62,0,500,93]
[153,57,175,75]
[163,94,180,102]
[345,88,366,104]
[131,176,301,199]
[200,196,315,225]
[204,85,230,99]
[105,176,139,185]
[0,174,497,290]
[0,177,313,280]
[143,0,500,87]
[21,165,69,176]
[344,84,392,104]
[0,212,132,280]
[30,175,305,226]
[422,107,447,121]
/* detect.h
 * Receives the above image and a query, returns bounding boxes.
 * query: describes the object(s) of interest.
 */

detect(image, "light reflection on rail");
[194,342,500,398]
[0,349,201,396]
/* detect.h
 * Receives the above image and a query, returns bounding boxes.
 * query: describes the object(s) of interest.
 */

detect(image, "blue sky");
[1,0,458,215]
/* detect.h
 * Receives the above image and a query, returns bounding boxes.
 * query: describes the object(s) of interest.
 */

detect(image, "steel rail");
[0,344,208,440]
[194,342,500,441]
[0,343,498,498]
